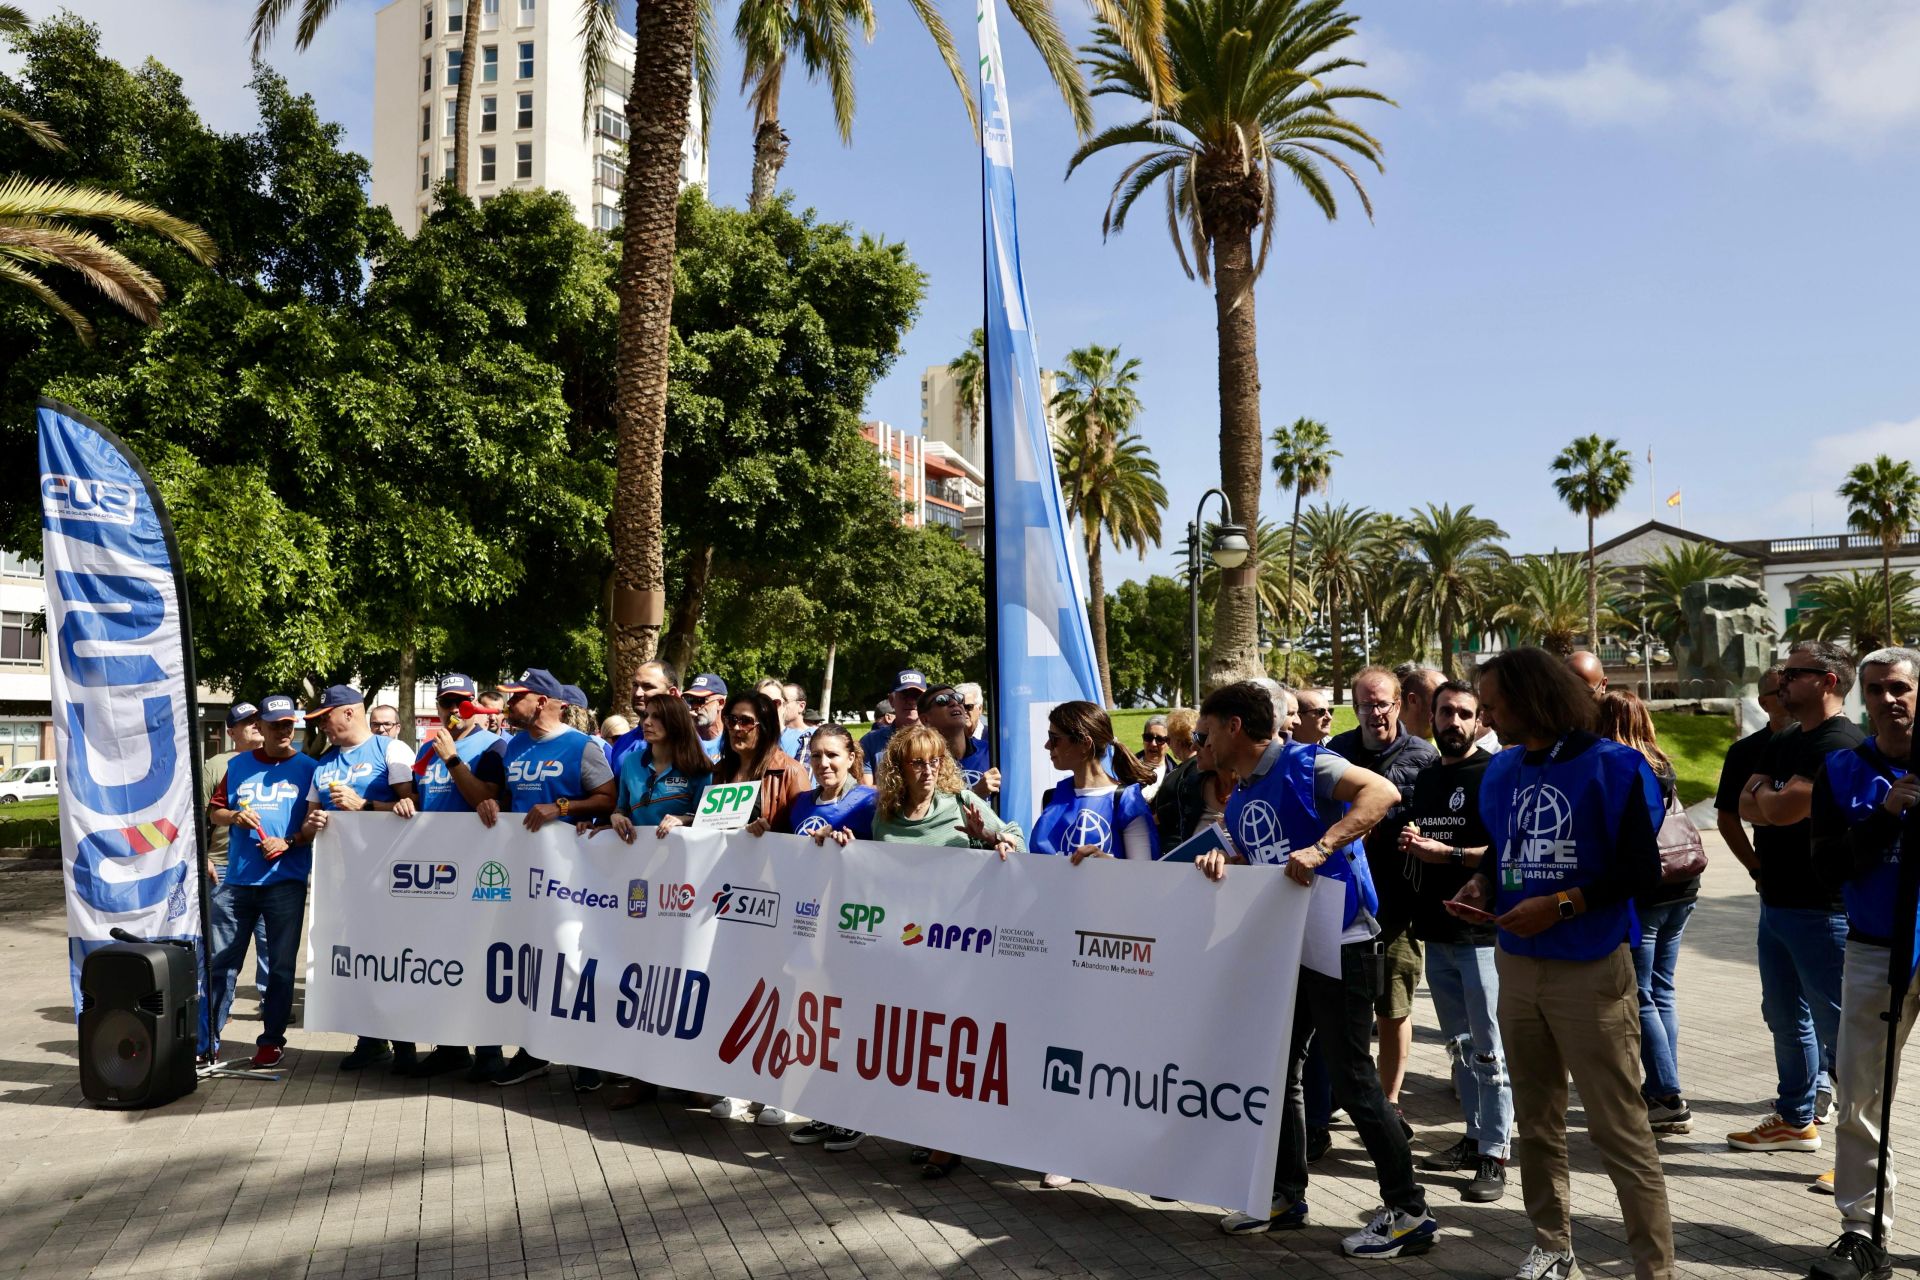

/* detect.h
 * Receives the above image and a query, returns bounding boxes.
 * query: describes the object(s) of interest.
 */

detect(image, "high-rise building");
[861,422,984,552]
[918,362,1058,478]
[370,0,707,237]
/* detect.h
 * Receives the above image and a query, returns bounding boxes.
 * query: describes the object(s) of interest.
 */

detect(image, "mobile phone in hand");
[1444,900,1496,924]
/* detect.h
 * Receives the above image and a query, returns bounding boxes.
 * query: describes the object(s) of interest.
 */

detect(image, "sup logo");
[41,474,136,525]
[506,758,565,785]
[472,860,511,902]
[234,778,300,808]
[316,761,375,791]
[390,861,459,898]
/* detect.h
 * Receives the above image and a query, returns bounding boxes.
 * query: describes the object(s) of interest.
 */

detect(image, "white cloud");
[1758,415,1920,535]
[1466,50,1676,126]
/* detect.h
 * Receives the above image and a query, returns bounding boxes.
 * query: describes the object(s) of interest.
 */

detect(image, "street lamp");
[1620,613,1671,701]
[1188,488,1249,704]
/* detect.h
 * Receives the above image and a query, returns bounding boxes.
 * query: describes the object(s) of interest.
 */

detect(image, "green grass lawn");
[0,795,60,848]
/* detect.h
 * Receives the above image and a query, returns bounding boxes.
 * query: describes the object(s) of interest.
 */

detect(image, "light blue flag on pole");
[978,0,1104,832]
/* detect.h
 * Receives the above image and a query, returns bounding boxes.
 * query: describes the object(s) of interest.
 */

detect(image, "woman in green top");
[871,724,1023,855]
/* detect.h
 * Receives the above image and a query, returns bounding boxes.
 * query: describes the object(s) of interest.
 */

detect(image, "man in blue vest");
[1804,647,1919,1280]
[205,694,319,1069]
[1192,681,1437,1260]
[299,685,420,1072]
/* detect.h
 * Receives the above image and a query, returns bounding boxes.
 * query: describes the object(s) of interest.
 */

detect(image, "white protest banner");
[691,780,760,831]
[304,815,1309,1214]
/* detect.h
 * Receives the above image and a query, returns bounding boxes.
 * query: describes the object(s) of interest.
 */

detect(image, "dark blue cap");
[560,685,588,707]
[309,685,363,713]
[437,673,477,698]
[893,670,928,694]
[687,673,727,697]
[225,702,259,728]
[500,668,566,700]
[257,694,299,723]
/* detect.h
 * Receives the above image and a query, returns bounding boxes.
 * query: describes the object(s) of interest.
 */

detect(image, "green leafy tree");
[1069,0,1388,689]
[1053,343,1164,706]
[1838,454,1920,647]
[1550,434,1634,650]
[1387,503,1508,678]
[1297,501,1389,699]
[1632,541,1756,645]
[949,326,985,443]
[1268,416,1336,680]
[1787,569,1920,653]
[1495,554,1620,657]
[1105,574,1198,706]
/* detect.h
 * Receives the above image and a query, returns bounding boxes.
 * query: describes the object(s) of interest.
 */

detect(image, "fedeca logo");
[41,473,136,525]
[1041,1044,1268,1124]
[390,861,459,898]
[656,882,696,916]
[528,867,620,909]
[330,945,465,987]
[472,861,512,902]
[628,879,648,918]
[711,883,780,927]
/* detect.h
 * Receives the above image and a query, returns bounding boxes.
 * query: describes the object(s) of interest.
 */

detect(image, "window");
[592,202,620,231]
[422,55,431,91]
[444,97,458,137]
[480,145,497,182]
[420,151,430,191]
[481,44,498,82]
[446,48,463,86]
[423,4,433,38]
[595,154,623,188]
[421,104,430,142]
[517,41,533,78]
[447,4,462,32]
[444,147,455,180]
[481,0,498,28]
[519,0,534,14]
[480,94,497,131]
[515,141,532,179]
[594,104,626,141]
[516,91,533,129]
[0,612,42,664]
[0,553,41,578]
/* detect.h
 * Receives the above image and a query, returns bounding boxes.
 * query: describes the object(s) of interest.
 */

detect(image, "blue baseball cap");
[309,684,363,713]
[893,670,929,694]
[437,673,477,699]
[560,685,589,707]
[257,694,299,723]
[225,701,259,728]
[687,673,727,698]
[499,668,566,700]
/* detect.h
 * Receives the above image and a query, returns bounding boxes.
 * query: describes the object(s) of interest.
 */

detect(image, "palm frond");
[1004,0,1094,135]
[0,223,165,322]
[903,0,977,131]
[0,177,215,263]
[0,256,92,344]
[0,106,66,151]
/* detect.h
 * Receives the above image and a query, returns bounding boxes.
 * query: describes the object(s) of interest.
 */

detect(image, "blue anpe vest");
[789,786,878,840]
[414,728,501,812]
[313,736,401,809]
[959,738,992,790]
[501,726,594,822]
[1483,737,1660,961]
[1825,740,1910,947]
[1223,741,1377,928]
[223,751,319,885]
[1030,782,1160,859]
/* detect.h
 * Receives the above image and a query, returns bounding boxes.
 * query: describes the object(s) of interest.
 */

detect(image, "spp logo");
[711,883,781,926]
[390,861,459,898]
[42,473,136,525]
[235,778,300,808]
[507,758,565,785]
[628,879,648,918]
[656,882,697,916]
[472,860,512,902]
[839,903,886,932]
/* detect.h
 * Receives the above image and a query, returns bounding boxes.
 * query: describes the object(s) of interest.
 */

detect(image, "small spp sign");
[693,781,761,832]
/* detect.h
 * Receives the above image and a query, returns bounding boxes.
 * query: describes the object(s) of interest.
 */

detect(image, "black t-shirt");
[1403,750,1495,946]
[1326,726,1440,937]
[1756,715,1865,911]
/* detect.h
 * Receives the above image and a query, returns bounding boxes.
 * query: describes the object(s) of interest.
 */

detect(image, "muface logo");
[329,945,465,986]
[1235,800,1291,865]
[628,879,648,918]
[390,861,459,898]
[656,882,697,916]
[528,868,620,909]
[711,883,780,926]
[507,758,565,785]
[472,860,512,902]
[41,474,136,525]
[1041,1044,1268,1124]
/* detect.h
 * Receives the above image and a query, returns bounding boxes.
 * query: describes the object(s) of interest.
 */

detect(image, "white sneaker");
[709,1096,746,1120]
[755,1105,791,1126]
[1511,1246,1578,1279]
[1340,1205,1438,1259]
[1816,1089,1837,1125]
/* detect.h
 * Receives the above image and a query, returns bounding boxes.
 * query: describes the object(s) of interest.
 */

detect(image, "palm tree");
[1053,345,1164,706]
[1838,454,1920,647]
[949,328,986,443]
[1296,502,1384,698]
[737,0,870,211]
[1550,434,1634,651]
[1787,569,1920,653]
[1069,0,1388,691]
[1632,541,1756,646]
[1495,554,1620,657]
[1198,519,1315,634]
[1268,417,1337,681]
[1388,503,1508,678]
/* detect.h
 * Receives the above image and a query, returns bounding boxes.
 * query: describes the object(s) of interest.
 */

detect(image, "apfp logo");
[41,474,137,525]
[390,861,459,898]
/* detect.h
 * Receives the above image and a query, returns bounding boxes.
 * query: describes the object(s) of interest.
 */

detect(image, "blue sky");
[22,0,1920,583]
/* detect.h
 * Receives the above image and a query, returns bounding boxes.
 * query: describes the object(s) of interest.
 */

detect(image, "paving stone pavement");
[0,832,1908,1280]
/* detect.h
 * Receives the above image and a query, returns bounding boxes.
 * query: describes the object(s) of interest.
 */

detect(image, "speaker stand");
[199,1061,284,1083]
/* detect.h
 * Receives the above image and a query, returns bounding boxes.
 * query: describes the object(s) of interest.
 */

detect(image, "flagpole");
[979,122,1002,807]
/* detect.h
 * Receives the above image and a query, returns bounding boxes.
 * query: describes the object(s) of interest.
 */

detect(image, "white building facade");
[371,0,707,237]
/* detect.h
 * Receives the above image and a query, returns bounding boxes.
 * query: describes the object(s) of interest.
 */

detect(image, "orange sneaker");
[1726,1112,1820,1152]
[1812,1169,1836,1195]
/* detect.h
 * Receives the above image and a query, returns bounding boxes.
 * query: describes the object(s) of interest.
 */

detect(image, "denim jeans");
[1304,1046,1332,1131]
[1425,940,1512,1159]
[1633,899,1696,1101]
[205,876,271,994]
[1755,903,1847,1126]
[1274,947,1426,1215]
[209,878,307,1050]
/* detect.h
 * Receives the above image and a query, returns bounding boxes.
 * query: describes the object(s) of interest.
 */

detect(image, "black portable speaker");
[78,941,198,1109]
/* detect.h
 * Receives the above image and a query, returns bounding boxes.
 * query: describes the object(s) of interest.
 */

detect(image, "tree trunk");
[819,636,837,723]
[1884,544,1895,645]
[749,118,789,212]
[397,637,418,747]
[1088,532,1112,708]
[1203,222,1263,691]
[609,0,696,696]
[452,0,481,196]
[1439,601,1456,680]
[660,543,714,677]
[1330,597,1344,702]
[1586,511,1599,650]
[1281,486,1302,681]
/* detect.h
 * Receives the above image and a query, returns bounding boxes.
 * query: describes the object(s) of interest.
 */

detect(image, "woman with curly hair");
[872,725,1022,854]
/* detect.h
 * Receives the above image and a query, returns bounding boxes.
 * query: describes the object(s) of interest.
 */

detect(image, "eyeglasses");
[1142,734,1168,745]
[726,715,759,729]
[1355,701,1396,714]
[904,757,940,773]
[1779,666,1829,684]
[1191,730,1210,747]
[1301,707,1332,719]
[370,721,398,731]
[924,693,962,709]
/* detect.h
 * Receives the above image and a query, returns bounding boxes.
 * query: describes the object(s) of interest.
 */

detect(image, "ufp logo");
[390,861,459,898]
[506,758,565,784]
[41,473,136,525]
[628,879,648,918]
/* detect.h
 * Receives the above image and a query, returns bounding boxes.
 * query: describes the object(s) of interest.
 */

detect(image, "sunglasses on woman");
[726,714,759,729]
[1142,734,1168,745]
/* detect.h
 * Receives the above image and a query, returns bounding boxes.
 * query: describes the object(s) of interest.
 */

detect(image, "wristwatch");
[1554,891,1576,920]
[556,796,571,817]
[1448,847,1463,864]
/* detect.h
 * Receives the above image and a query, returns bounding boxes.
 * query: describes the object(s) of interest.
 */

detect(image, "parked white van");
[0,760,58,804]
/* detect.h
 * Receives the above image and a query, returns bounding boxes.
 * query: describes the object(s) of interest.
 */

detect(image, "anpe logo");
[472,860,512,902]
[1234,800,1292,865]
[507,758,565,784]
[41,473,136,525]
[838,903,886,932]
[795,814,833,837]
[901,923,924,946]
[235,778,300,808]
[628,879,648,918]
[656,882,696,916]
[1512,783,1578,866]
[528,868,620,909]
[1040,1045,1268,1124]
[390,861,459,898]
[711,883,780,927]
[329,945,465,987]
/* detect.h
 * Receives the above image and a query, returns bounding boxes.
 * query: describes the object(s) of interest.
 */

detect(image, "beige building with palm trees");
[918,363,1058,479]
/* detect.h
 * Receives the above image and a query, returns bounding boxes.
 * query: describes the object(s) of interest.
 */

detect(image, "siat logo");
[41,474,136,525]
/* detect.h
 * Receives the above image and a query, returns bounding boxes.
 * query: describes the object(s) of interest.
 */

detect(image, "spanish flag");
[1666,490,1682,507]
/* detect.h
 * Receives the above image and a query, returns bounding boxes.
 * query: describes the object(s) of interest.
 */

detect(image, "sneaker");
[1307,1127,1333,1163]
[339,1040,392,1072]
[1811,1169,1836,1196]
[1464,1155,1507,1203]
[1807,1231,1892,1280]
[493,1051,551,1086]
[249,1044,284,1069]
[1727,1112,1820,1152]
[1219,1199,1309,1235]
[1647,1097,1693,1134]
[573,1067,603,1092]
[465,1051,507,1084]
[390,1044,418,1075]
[1816,1089,1837,1126]
[409,1045,471,1078]
[790,1120,834,1144]
[709,1096,746,1120]
[1511,1246,1579,1280]
[1420,1136,1474,1172]
[755,1105,791,1126]
[1341,1205,1438,1259]
[821,1128,866,1152]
